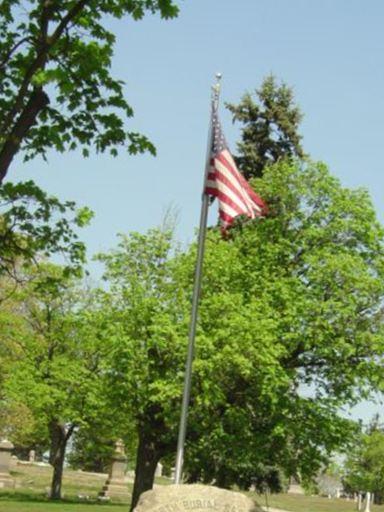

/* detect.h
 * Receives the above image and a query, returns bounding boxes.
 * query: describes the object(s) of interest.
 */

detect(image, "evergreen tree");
[227,75,305,180]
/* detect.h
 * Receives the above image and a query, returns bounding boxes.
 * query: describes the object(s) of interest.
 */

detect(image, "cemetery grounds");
[0,464,383,512]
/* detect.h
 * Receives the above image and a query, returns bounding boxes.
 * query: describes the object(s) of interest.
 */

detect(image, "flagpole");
[174,73,222,485]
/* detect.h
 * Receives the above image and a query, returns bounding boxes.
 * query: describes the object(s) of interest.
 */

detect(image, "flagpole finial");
[212,73,222,107]
[214,72,222,90]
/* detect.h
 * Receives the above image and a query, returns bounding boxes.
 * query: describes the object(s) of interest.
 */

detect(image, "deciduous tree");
[182,159,384,487]
[97,228,189,509]
[4,264,110,499]
[0,0,179,182]
[98,159,384,506]
[344,420,384,505]
[0,180,92,288]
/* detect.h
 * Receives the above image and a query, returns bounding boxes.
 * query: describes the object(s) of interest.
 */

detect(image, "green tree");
[0,180,93,465]
[68,405,138,473]
[0,289,50,455]
[4,264,110,499]
[344,421,384,504]
[0,180,92,287]
[227,75,304,180]
[0,0,179,182]
[182,159,384,488]
[97,227,189,510]
[0,401,48,458]
[98,158,384,506]
[68,426,117,474]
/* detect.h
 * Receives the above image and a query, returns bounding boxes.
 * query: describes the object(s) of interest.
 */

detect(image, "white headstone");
[155,462,163,477]
[364,492,372,512]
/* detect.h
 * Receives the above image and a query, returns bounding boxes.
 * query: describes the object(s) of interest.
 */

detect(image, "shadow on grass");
[0,491,128,507]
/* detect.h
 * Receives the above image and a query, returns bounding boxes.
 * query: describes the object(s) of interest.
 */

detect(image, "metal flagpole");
[174,73,222,485]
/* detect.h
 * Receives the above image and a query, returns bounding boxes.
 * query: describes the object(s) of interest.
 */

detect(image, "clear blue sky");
[11,1,384,420]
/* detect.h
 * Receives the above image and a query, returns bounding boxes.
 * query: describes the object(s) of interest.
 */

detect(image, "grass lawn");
[2,465,384,512]
[0,464,130,511]
[248,492,384,512]
[0,497,128,512]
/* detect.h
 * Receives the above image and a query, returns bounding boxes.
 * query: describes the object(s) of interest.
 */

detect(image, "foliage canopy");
[344,420,384,503]
[0,0,179,182]
[96,159,384,502]
[0,180,93,293]
[3,264,110,499]
[183,158,384,487]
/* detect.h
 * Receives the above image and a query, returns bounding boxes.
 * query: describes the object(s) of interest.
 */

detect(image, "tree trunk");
[48,419,73,500]
[216,469,230,489]
[130,429,161,512]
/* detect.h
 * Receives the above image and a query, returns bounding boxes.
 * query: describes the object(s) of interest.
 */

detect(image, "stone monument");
[29,449,36,463]
[133,484,263,512]
[0,439,15,488]
[287,476,304,495]
[98,439,131,502]
[9,455,18,471]
[155,462,163,478]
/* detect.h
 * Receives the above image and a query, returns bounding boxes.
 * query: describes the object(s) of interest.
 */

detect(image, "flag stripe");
[219,209,235,228]
[214,154,264,214]
[212,157,263,215]
[206,174,252,215]
[208,185,249,217]
[204,109,266,229]
[216,152,255,205]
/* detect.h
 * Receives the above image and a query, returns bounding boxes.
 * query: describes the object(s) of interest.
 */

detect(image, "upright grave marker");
[0,439,15,488]
[99,439,130,502]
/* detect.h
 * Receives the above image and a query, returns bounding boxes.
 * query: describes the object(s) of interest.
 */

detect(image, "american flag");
[205,110,266,229]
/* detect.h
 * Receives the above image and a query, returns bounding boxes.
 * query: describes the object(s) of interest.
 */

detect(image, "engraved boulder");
[134,484,263,512]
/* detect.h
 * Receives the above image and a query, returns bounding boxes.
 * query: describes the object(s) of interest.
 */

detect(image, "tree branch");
[0,37,31,71]
[0,88,50,183]
[0,0,91,182]
[65,423,76,442]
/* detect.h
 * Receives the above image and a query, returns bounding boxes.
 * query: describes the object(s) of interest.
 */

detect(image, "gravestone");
[98,439,130,502]
[133,484,263,512]
[0,439,15,488]
[29,450,36,463]
[287,483,304,495]
[155,462,163,477]
[287,477,304,495]
[9,455,18,471]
